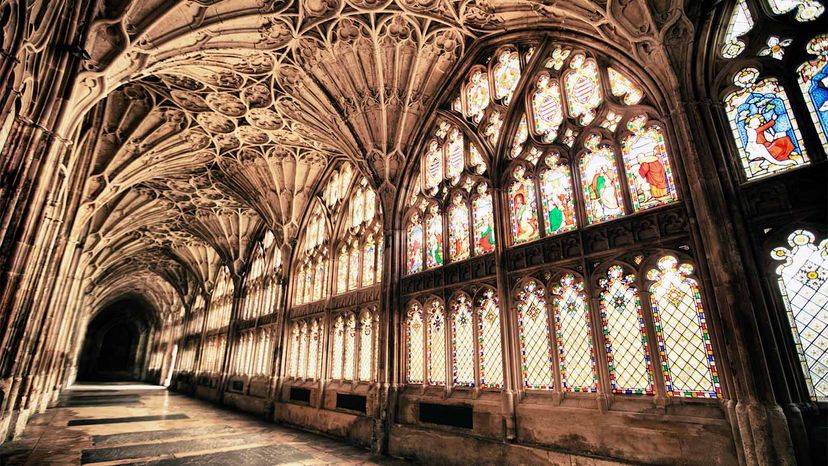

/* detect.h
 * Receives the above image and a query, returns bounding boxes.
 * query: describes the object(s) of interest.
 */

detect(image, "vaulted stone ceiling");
[64,0,688,304]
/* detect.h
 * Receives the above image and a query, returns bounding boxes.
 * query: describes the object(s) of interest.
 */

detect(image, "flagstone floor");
[0,383,409,465]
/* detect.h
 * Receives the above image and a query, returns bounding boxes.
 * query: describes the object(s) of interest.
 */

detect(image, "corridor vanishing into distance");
[0,383,407,465]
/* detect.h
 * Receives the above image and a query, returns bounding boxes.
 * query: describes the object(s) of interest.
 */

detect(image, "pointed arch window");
[450,294,476,387]
[580,135,625,224]
[552,274,597,392]
[722,0,754,58]
[797,35,828,150]
[771,230,828,400]
[517,280,554,390]
[621,116,679,211]
[406,302,425,384]
[427,299,447,385]
[724,68,809,180]
[448,193,471,263]
[767,0,825,21]
[425,208,444,269]
[358,309,376,382]
[477,289,503,388]
[472,184,496,255]
[599,266,653,395]
[509,165,540,245]
[331,315,345,380]
[539,152,577,235]
[343,313,357,381]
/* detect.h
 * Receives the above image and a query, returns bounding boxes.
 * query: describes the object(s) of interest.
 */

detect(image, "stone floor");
[0,383,410,465]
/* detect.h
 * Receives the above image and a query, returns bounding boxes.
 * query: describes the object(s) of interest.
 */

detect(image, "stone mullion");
[370,226,395,456]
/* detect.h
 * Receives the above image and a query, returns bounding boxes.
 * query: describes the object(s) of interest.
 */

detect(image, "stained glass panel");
[466,69,490,124]
[448,196,471,262]
[599,266,653,394]
[313,262,325,301]
[298,321,309,379]
[290,324,300,377]
[359,312,374,381]
[472,186,496,255]
[563,54,603,125]
[552,274,597,392]
[344,314,356,380]
[352,189,365,228]
[580,135,625,224]
[365,188,376,222]
[424,140,443,190]
[407,304,425,384]
[451,295,476,386]
[446,128,464,180]
[767,0,825,21]
[363,240,376,285]
[647,256,720,398]
[337,251,348,294]
[303,265,313,303]
[722,0,753,58]
[493,50,521,105]
[512,115,528,158]
[348,248,360,291]
[406,216,423,275]
[426,212,444,269]
[331,316,344,379]
[308,320,320,380]
[539,153,577,236]
[477,289,503,388]
[771,230,828,400]
[531,74,564,143]
[427,300,447,385]
[509,166,540,245]
[724,68,809,179]
[296,268,306,305]
[621,117,679,211]
[607,67,644,105]
[797,35,828,150]
[517,280,554,389]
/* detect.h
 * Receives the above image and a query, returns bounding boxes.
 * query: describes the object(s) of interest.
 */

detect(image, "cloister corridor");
[0,384,410,466]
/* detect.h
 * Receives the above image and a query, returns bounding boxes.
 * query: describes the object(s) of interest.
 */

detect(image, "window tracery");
[287,317,323,380]
[294,203,329,305]
[334,176,383,294]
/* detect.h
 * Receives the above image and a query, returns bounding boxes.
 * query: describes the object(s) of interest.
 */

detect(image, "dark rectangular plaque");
[418,402,473,429]
[335,393,366,413]
[289,387,311,403]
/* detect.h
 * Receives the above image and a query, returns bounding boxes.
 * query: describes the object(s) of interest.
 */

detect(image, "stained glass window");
[477,288,503,388]
[531,74,564,143]
[427,299,447,385]
[406,215,423,274]
[308,319,320,380]
[296,268,306,305]
[472,185,496,255]
[343,314,356,380]
[451,295,476,386]
[647,256,720,398]
[797,35,828,150]
[337,249,348,293]
[621,116,678,211]
[599,266,653,394]
[767,0,825,22]
[406,303,425,384]
[512,115,528,158]
[331,316,344,379]
[446,128,464,180]
[352,189,365,228]
[303,265,313,303]
[298,321,309,379]
[607,67,644,105]
[517,280,554,389]
[539,152,577,236]
[722,0,753,58]
[448,195,471,263]
[493,49,521,105]
[563,54,603,125]
[724,68,809,179]
[365,187,376,222]
[289,324,300,377]
[580,135,625,224]
[509,165,540,245]
[348,248,360,290]
[313,262,325,301]
[552,274,596,392]
[466,69,490,123]
[376,240,384,282]
[359,311,374,381]
[363,239,376,285]
[771,230,828,400]
[425,210,444,269]
[424,140,443,190]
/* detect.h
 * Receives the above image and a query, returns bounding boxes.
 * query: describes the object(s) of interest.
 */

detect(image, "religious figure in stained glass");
[539,153,577,235]
[647,256,720,398]
[448,195,470,263]
[509,166,539,245]
[580,135,625,223]
[771,230,828,400]
[406,215,423,274]
[563,54,603,125]
[798,35,828,149]
[724,68,809,179]
[472,185,496,255]
[426,209,444,268]
[517,280,554,389]
[621,116,678,211]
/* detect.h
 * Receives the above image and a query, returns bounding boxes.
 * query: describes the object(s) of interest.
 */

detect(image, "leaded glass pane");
[531,74,564,143]
[477,289,503,388]
[553,274,597,392]
[337,251,348,294]
[510,165,540,245]
[724,68,809,180]
[363,241,376,285]
[448,196,471,262]
[424,140,443,190]
[298,321,309,379]
[446,128,464,180]
[563,54,603,125]
[607,67,644,105]
[451,295,476,386]
[466,69,490,124]
[407,304,425,384]
[722,0,753,58]
[331,316,344,380]
[359,312,374,381]
[348,248,360,291]
[580,135,625,224]
[406,216,423,275]
[493,49,521,105]
[290,324,300,377]
[517,280,554,389]
[621,117,679,211]
[344,314,356,380]
[308,320,320,380]
[600,266,653,394]
[539,153,577,236]
[427,300,447,385]
[772,230,828,400]
[648,256,720,398]
[472,186,496,256]
[797,36,828,150]
[767,0,825,21]
[426,213,444,269]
